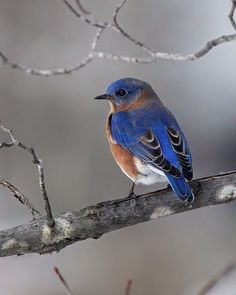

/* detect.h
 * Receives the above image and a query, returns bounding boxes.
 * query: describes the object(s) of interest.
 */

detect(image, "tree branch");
[0,0,235,76]
[0,121,54,227]
[0,171,235,258]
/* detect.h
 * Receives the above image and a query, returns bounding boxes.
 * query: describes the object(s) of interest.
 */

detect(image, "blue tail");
[165,173,194,202]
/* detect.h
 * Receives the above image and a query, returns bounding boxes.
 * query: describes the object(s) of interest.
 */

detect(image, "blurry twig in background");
[197,261,236,295]
[0,120,54,227]
[54,267,74,295]
[54,266,133,295]
[0,0,236,76]
[125,279,133,295]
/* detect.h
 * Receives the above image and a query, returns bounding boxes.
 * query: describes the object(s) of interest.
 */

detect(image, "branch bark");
[0,171,235,258]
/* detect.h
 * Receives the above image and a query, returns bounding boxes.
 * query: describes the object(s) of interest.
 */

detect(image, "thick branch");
[0,171,235,258]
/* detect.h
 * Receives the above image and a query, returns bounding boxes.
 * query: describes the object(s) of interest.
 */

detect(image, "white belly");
[134,157,167,185]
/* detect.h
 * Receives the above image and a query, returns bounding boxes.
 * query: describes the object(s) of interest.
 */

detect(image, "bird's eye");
[115,89,127,97]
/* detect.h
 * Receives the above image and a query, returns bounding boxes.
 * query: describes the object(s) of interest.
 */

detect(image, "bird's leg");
[127,182,136,198]
[97,182,137,208]
[166,183,171,189]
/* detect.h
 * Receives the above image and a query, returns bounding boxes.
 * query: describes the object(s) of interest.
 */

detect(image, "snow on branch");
[0,0,235,76]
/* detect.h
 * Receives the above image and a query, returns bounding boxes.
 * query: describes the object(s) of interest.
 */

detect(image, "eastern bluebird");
[95,78,194,202]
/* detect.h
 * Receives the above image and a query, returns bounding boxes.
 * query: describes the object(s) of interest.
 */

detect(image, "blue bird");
[95,78,194,202]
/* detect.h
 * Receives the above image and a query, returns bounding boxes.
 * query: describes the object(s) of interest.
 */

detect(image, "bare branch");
[112,0,236,61]
[54,267,74,295]
[197,261,236,295]
[0,178,39,218]
[0,0,235,76]
[0,121,54,227]
[113,0,155,56]
[0,51,94,76]
[0,171,235,257]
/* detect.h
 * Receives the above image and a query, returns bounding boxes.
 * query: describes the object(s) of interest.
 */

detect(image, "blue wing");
[110,107,193,201]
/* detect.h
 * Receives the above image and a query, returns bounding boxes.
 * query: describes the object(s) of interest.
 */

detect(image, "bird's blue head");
[94,78,156,111]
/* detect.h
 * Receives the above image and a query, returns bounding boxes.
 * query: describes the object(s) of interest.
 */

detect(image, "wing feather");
[167,127,193,181]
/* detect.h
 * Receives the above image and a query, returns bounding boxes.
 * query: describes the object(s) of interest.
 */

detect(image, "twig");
[0,121,55,227]
[124,279,132,295]
[54,267,74,295]
[75,0,91,15]
[197,261,236,295]
[229,0,236,31]
[0,170,235,257]
[113,0,155,57]
[0,0,235,76]
[0,178,39,218]
[62,0,109,28]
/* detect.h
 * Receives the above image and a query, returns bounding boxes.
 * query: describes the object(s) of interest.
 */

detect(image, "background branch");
[54,267,74,295]
[0,171,235,258]
[0,0,235,76]
[197,261,236,295]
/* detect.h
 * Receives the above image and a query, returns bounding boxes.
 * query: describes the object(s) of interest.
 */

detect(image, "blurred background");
[0,0,236,294]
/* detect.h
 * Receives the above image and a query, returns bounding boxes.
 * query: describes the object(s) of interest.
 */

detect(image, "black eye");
[115,89,127,97]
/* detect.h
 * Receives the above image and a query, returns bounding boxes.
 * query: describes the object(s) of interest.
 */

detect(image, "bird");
[94,78,194,202]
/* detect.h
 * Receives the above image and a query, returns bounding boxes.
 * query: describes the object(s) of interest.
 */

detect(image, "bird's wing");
[110,111,181,178]
[167,127,193,181]
[111,110,193,201]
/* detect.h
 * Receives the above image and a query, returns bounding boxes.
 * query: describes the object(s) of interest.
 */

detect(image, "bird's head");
[94,78,157,111]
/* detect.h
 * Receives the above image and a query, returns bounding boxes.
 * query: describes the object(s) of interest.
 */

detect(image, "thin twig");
[0,178,40,218]
[54,267,74,295]
[0,121,55,227]
[113,0,155,56]
[62,0,109,28]
[124,279,132,295]
[229,0,236,31]
[197,261,236,295]
[75,0,91,15]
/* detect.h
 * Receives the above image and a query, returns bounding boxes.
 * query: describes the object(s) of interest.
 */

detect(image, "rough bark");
[0,171,235,257]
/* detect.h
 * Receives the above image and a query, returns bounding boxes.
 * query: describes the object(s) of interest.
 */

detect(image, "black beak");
[94,94,113,100]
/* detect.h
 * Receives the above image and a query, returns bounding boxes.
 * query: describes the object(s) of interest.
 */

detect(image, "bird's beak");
[94,94,113,100]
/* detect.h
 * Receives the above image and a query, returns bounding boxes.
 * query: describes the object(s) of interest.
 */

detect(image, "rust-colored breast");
[106,114,138,181]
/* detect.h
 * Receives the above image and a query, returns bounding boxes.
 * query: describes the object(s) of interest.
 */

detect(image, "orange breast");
[106,115,138,181]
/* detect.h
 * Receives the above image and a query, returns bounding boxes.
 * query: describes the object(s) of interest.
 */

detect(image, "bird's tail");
[165,173,194,202]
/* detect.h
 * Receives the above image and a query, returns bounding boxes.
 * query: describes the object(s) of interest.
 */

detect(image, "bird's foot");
[127,182,136,198]
[126,191,137,199]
